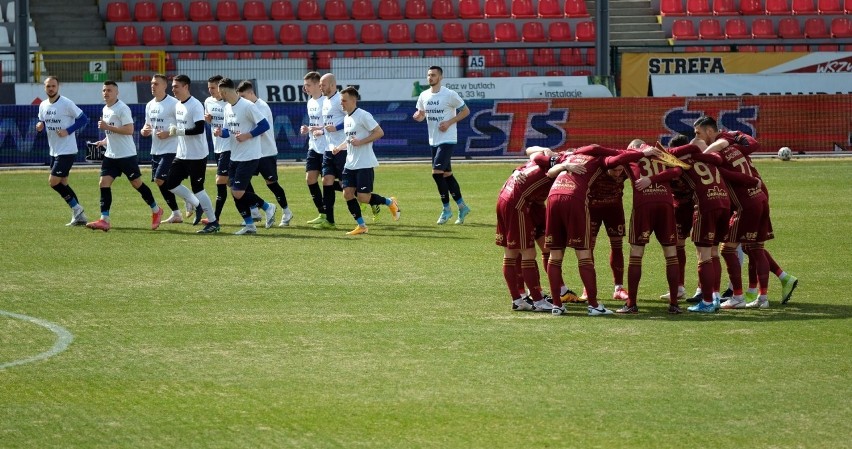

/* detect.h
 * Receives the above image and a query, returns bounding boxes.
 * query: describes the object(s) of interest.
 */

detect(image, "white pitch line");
[0,310,73,370]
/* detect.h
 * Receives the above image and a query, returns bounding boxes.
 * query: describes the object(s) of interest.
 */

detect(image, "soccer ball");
[778,147,792,161]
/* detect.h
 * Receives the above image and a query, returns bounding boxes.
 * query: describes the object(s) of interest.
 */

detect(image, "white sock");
[170,185,199,208]
[560,285,568,296]
[195,190,215,222]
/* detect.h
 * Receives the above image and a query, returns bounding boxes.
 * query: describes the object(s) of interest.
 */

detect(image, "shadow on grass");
[557,301,852,322]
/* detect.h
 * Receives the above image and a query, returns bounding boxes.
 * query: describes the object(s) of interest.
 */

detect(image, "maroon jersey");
[714,142,767,209]
[669,144,731,212]
[627,152,683,208]
[717,131,760,157]
[670,175,694,208]
[542,145,641,201]
[498,153,554,209]
[588,168,628,208]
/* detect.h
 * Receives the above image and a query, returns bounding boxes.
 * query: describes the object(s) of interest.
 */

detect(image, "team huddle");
[35,66,471,236]
[496,118,799,315]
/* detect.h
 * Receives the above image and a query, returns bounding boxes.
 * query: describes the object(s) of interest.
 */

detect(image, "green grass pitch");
[1,159,850,448]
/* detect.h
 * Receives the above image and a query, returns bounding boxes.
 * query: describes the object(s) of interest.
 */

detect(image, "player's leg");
[620,208,647,312]
[604,204,628,300]
[124,157,162,229]
[256,156,291,226]
[305,149,325,223]
[50,155,87,225]
[87,159,118,231]
[213,151,231,223]
[165,159,201,217]
[431,144,453,224]
[151,154,181,223]
[435,144,470,224]
[744,242,770,308]
[230,160,260,234]
[185,158,217,229]
[688,245,718,313]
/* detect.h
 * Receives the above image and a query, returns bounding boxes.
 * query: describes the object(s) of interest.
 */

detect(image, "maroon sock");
[627,255,642,307]
[721,246,743,293]
[676,244,686,286]
[610,239,624,286]
[546,258,564,307]
[541,251,550,268]
[765,248,783,277]
[665,255,680,306]
[515,254,525,295]
[698,259,715,303]
[578,258,598,308]
[711,255,722,293]
[750,244,770,292]
[521,259,543,301]
[502,256,522,301]
[747,246,758,288]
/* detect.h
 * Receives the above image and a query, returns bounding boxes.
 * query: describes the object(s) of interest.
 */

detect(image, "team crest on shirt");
[507,239,517,246]
[745,232,758,240]
[495,234,504,243]
[706,186,728,200]
[553,178,577,190]
[641,231,651,239]
[706,232,715,240]
[544,236,553,244]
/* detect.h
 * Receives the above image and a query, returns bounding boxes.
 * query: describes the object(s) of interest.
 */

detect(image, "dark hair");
[428,66,443,75]
[669,134,690,147]
[237,80,254,93]
[174,74,191,86]
[340,86,360,100]
[152,74,168,82]
[103,80,118,87]
[693,116,718,130]
[303,71,321,82]
[207,75,223,84]
[218,77,236,90]
[44,76,59,83]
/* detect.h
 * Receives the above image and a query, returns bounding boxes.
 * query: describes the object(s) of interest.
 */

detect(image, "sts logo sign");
[465,101,569,154]
[660,98,758,146]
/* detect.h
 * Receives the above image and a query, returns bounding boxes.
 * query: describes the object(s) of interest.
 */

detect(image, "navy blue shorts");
[229,159,259,192]
[431,143,455,172]
[150,153,176,182]
[321,150,347,179]
[216,151,231,177]
[50,154,76,177]
[164,158,207,192]
[341,167,375,194]
[100,156,142,181]
[305,149,323,173]
[255,156,279,182]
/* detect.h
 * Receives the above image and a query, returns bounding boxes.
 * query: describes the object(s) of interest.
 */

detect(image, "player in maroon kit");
[694,116,798,307]
[583,164,630,302]
[541,144,655,316]
[658,135,693,302]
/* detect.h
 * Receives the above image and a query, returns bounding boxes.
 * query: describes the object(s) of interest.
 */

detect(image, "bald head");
[319,73,337,97]
[628,139,645,149]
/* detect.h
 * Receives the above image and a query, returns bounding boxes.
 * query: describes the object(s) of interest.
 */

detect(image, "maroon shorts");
[545,195,590,250]
[495,199,536,250]
[529,201,546,239]
[691,207,730,247]
[590,203,625,238]
[628,202,677,246]
[726,199,772,243]
[675,201,695,241]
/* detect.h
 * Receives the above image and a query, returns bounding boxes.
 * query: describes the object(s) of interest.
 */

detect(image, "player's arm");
[717,166,760,187]
[603,145,655,167]
[98,120,133,135]
[451,105,470,124]
[704,137,730,154]
[731,132,761,155]
[64,112,89,135]
[575,144,622,157]
[649,166,683,183]
[352,125,384,147]
[668,143,700,158]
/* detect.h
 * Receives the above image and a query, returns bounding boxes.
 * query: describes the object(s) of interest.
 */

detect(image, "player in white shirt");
[85,81,163,232]
[237,80,293,227]
[35,76,89,226]
[413,66,472,225]
[140,74,182,223]
[161,74,219,234]
[332,87,400,236]
[202,74,234,223]
[312,73,347,230]
[214,77,276,235]
[301,71,330,224]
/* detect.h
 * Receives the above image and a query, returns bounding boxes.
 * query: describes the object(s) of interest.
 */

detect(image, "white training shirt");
[205,96,232,154]
[253,98,278,158]
[101,99,136,159]
[306,95,324,154]
[415,86,466,146]
[38,95,84,156]
[321,91,347,151]
[175,96,209,160]
[343,108,380,170]
[145,95,179,156]
[224,97,266,162]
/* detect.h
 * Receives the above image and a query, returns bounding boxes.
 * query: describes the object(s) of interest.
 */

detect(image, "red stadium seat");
[122,53,146,71]
[687,0,713,15]
[587,48,597,64]
[360,23,385,43]
[441,22,466,42]
[379,0,403,19]
[790,44,809,51]
[134,1,158,21]
[803,17,830,37]
[548,22,572,41]
[560,48,584,65]
[519,70,538,76]
[188,1,213,21]
[847,0,852,13]
[831,17,852,37]
[817,44,838,50]
[766,0,792,14]
[792,0,818,13]
[817,0,844,13]
[725,18,751,39]
[316,51,335,69]
[737,45,760,51]
[469,22,493,42]
[424,49,447,57]
[388,23,412,43]
[234,51,254,59]
[405,0,429,18]
[575,21,596,41]
[297,0,322,19]
[343,50,366,57]
[684,45,706,51]
[672,19,699,39]
[740,0,765,15]
[778,17,804,38]
[522,22,547,41]
[467,71,484,77]
[217,1,241,20]
[114,25,140,46]
[699,19,724,39]
[333,23,358,44]
[545,69,566,76]
[495,22,520,42]
[206,51,228,60]
[198,24,222,45]
[398,49,420,57]
[506,49,530,66]
[142,25,166,46]
[279,24,304,44]
[485,0,511,18]
[324,0,349,19]
[752,18,777,38]
[573,69,592,76]
[538,0,563,17]
[225,24,249,44]
[106,1,131,21]
[288,51,310,59]
[460,0,484,18]
[512,0,537,18]
[415,22,439,43]
[252,24,277,45]
[533,48,557,65]
[370,50,391,57]
[713,0,738,15]
[270,0,295,19]
[352,0,377,19]
[480,49,503,66]
[660,0,686,15]
[763,45,782,51]
[244,1,268,19]
[306,24,331,44]
[710,45,731,51]
[491,70,511,77]
[170,25,194,45]
[161,1,186,21]
[564,0,590,17]
[432,0,456,19]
